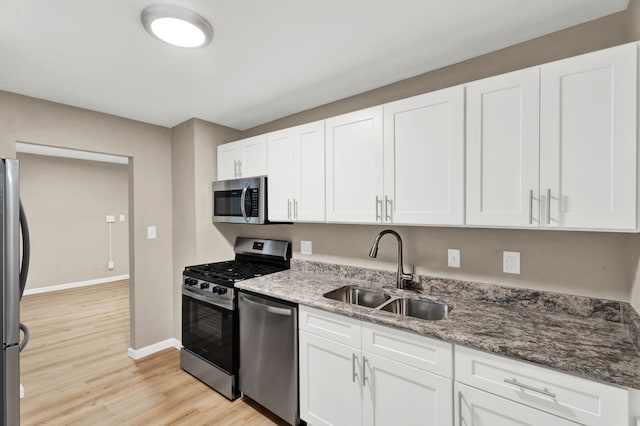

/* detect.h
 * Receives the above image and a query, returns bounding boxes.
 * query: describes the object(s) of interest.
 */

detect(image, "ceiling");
[0,0,630,131]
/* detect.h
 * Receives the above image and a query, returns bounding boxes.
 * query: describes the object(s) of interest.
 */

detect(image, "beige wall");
[0,91,173,349]
[628,0,640,41]
[221,11,639,305]
[243,12,628,137]
[17,153,129,289]
[172,118,239,337]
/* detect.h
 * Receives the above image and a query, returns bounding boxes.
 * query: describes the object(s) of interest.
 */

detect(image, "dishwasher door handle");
[241,293,292,316]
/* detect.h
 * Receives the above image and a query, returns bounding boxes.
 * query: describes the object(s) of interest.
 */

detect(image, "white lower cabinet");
[455,346,628,426]
[455,382,579,426]
[299,306,453,426]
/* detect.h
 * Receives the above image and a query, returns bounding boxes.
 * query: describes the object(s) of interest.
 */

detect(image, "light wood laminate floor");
[19,280,287,425]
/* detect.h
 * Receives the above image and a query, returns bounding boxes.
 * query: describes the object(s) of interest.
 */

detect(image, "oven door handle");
[240,183,250,222]
[241,294,292,316]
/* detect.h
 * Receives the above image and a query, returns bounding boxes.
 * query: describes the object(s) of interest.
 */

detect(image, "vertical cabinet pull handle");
[528,190,533,225]
[375,196,381,222]
[458,391,463,425]
[362,355,369,387]
[287,199,292,220]
[233,160,238,177]
[352,353,358,383]
[294,199,298,220]
[385,196,392,222]
[237,160,242,177]
[546,188,551,225]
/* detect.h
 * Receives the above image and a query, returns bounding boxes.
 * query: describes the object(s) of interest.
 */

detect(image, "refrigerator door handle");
[19,199,30,299]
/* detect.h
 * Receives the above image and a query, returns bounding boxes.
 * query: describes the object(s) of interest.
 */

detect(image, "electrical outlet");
[107,261,115,270]
[447,249,460,268]
[106,215,115,223]
[503,251,520,274]
[147,226,157,239]
[119,214,126,222]
[300,240,312,255]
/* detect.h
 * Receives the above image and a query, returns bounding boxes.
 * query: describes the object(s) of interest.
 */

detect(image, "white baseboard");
[23,274,130,295]
[128,338,181,360]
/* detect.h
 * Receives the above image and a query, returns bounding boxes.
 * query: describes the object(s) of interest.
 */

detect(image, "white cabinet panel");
[299,305,361,347]
[217,141,243,180]
[267,129,295,221]
[217,135,267,180]
[294,121,326,222]
[466,67,540,227]
[455,345,628,426]
[455,382,579,426]
[383,86,464,225]
[299,331,362,426]
[540,43,637,230]
[326,106,384,223]
[363,352,453,426]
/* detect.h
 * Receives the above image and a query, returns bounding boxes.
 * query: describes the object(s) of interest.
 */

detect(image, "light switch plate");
[503,251,520,274]
[301,240,312,255]
[106,215,115,223]
[147,226,157,239]
[119,214,126,222]
[447,249,460,268]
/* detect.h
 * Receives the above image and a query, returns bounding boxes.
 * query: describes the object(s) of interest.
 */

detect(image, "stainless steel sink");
[323,285,391,308]
[380,298,452,320]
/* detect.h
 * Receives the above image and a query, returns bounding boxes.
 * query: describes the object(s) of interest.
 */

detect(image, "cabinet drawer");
[362,322,453,378]
[299,305,361,347]
[455,346,628,426]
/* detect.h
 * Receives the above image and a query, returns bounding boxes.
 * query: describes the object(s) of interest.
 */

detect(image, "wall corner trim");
[127,338,181,360]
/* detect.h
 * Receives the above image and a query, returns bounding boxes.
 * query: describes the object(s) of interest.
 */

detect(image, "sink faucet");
[368,229,413,290]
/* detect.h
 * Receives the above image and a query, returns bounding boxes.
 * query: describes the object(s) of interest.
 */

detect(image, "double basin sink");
[323,285,452,321]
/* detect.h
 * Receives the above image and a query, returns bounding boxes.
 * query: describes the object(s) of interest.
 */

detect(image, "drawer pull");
[504,378,557,399]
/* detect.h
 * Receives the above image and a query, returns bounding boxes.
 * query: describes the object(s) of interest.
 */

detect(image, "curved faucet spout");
[368,229,413,289]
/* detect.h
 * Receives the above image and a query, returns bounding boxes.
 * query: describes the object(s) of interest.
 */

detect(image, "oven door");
[212,176,266,224]
[181,292,237,374]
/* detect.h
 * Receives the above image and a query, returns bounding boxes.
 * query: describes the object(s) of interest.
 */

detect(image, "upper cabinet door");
[326,107,384,223]
[294,121,326,222]
[540,43,637,230]
[466,67,540,227]
[267,129,295,222]
[240,135,268,178]
[217,141,243,180]
[383,86,465,225]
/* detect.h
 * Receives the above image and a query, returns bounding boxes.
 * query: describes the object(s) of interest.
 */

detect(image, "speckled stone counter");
[235,260,640,390]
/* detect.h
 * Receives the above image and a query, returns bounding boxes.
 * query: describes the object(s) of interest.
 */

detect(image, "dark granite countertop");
[235,261,640,390]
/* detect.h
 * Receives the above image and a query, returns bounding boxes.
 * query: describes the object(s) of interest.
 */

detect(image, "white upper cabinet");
[217,135,267,180]
[293,121,326,222]
[466,67,541,227]
[540,43,637,230]
[325,106,384,223]
[383,86,465,225]
[267,129,295,221]
[266,121,326,222]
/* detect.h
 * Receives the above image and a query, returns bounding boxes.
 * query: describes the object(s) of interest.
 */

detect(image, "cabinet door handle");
[233,160,238,177]
[528,190,533,225]
[287,199,292,220]
[385,196,392,222]
[375,196,381,222]
[504,378,557,399]
[362,355,369,387]
[458,391,463,426]
[237,160,242,177]
[546,188,551,225]
[352,353,359,383]
[294,199,299,220]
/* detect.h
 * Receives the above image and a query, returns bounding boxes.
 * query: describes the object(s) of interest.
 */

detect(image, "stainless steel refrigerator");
[1,159,30,426]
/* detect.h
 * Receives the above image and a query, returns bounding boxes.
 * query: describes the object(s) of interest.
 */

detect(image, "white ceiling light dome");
[141,4,213,48]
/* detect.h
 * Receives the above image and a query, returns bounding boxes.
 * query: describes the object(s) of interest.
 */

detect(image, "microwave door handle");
[240,183,250,222]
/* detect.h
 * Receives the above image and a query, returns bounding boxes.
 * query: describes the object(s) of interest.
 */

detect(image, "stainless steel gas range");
[180,237,291,400]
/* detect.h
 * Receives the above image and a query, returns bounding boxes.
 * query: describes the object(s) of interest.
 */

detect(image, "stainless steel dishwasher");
[238,291,299,425]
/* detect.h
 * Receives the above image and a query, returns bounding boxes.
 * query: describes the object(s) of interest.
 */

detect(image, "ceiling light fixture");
[141,4,213,48]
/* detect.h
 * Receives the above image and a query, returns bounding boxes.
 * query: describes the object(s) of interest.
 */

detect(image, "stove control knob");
[185,278,197,286]
[200,283,210,290]
[218,287,228,295]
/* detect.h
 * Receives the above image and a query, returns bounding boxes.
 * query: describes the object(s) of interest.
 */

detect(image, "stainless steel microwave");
[212,176,267,224]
